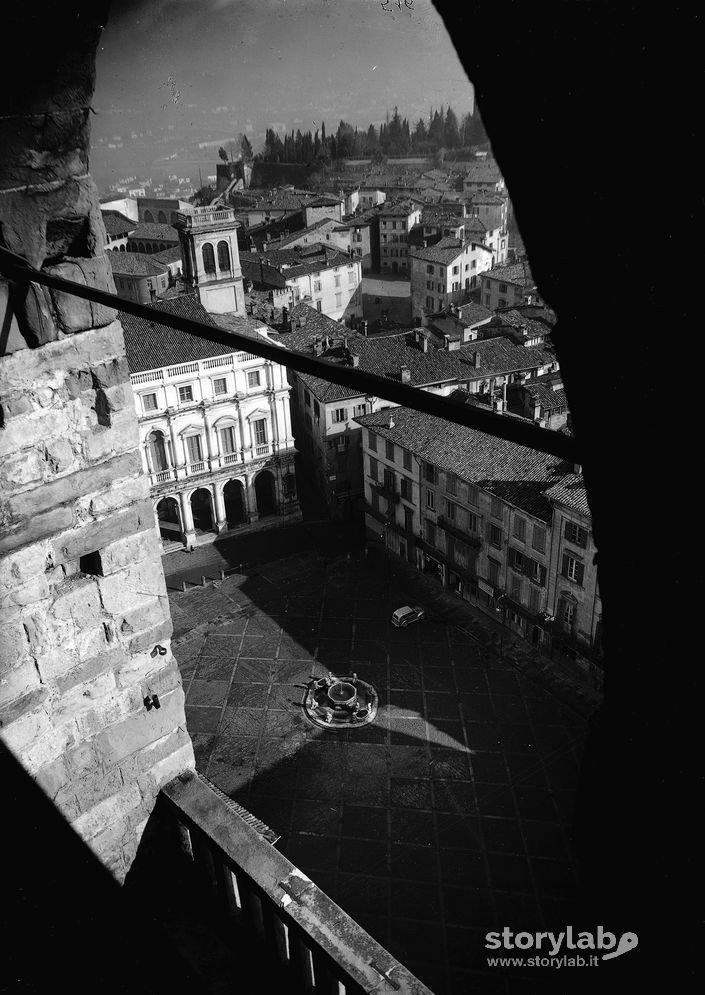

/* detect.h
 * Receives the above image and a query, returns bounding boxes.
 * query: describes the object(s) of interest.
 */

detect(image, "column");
[213,484,227,533]
[168,418,184,480]
[268,392,278,453]
[202,410,215,466]
[179,490,196,550]
[237,404,248,461]
[245,473,259,524]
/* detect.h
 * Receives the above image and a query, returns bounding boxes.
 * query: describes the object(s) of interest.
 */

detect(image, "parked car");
[391,605,425,628]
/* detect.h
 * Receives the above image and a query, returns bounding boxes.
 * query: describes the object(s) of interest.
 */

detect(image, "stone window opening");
[202,242,216,276]
[217,240,231,273]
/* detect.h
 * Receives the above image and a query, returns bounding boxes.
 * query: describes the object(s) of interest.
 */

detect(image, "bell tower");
[176,206,246,315]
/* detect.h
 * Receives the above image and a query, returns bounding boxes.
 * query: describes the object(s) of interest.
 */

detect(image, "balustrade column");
[179,490,196,550]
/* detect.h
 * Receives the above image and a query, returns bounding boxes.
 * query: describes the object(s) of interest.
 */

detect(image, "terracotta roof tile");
[355,406,575,521]
[108,252,168,277]
[127,222,180,242]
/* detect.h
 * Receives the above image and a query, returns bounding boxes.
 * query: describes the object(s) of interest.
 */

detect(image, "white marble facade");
[132,344,300,548]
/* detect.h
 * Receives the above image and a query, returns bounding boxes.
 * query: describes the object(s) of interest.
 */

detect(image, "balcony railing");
[153,468,175,483]
[255,443,271,457]
[177,207,237,227]
[0,245,579,463]
[161,771,433,995]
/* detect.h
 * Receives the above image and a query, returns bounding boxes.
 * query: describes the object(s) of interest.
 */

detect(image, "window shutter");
[561,553,570,578]
[575,561,585,586]
[540,565,547,587]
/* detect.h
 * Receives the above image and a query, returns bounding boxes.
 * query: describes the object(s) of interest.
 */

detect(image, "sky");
[93,0,474,150]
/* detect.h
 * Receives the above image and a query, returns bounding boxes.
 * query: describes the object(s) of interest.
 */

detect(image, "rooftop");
[307,195,343,207]
[108,252,168,277]
[522,381,569,411]
[101,211,138,237]
[121,295,241,374]
[275,218,346,249]
[356,406,578,522]
[546,472,591,517]
[152,246,184,265]
[241,245,354,283]
[463,160,504,182]
[272,304,556,403]
[409,236,465,265]
[127,222,180,242]
[482,261,536,288]
[380,200,423,217]
[457,301,495,325]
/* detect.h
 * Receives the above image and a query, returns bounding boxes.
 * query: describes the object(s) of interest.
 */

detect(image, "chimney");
[259,256,265,282]
[400,365,411,384]
[420,335,428,353]
[443,334,451,350]
[350,353,360,367]
[282,305,289,325]
[502,381,507,404]
[473,350,480,367]
[361,320,368,336]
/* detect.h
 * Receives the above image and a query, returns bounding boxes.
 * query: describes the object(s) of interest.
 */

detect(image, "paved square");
[171,551,589,995]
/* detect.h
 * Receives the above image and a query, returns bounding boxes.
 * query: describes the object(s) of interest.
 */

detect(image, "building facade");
[241,246,363,323]
[480,262,542,311]
[108,252,170,304]
[378,201,422,274]
[303,195,344,226]
[137,196,191,225]
[122,299,300,551]
[467,193,510,233]
[358,187,386,209]
[462,159,506,195]
[277,218,371,272]
[355,408,600,681]
[409,235,495,318]
[546,475,603,685]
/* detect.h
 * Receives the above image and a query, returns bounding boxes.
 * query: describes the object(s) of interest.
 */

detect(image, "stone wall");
[0,3,193,881]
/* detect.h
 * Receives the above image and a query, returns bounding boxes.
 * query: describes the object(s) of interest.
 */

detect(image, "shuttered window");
[532,525,546,552]
[562,553,585,586]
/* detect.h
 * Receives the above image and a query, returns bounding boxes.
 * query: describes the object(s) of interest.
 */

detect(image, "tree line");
[259,105,487,165]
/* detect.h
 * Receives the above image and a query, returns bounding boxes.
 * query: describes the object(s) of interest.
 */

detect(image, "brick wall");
[0,3,193,881]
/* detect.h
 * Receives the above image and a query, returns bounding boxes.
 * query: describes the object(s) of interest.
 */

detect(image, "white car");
[391,605,425,628]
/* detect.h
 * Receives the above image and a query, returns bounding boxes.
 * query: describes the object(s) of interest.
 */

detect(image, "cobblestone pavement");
[170,548,597,995]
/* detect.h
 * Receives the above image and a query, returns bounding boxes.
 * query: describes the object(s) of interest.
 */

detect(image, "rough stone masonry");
[0,4,194,880]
